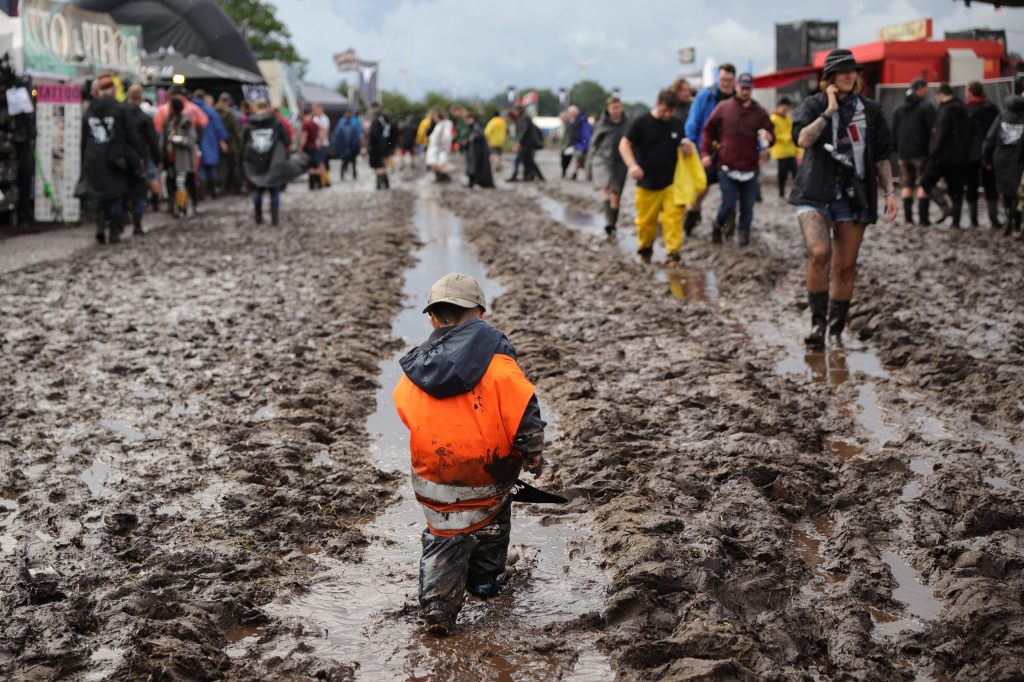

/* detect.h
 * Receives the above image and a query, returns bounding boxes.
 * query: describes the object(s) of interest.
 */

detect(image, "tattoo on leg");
[799,211,831,258]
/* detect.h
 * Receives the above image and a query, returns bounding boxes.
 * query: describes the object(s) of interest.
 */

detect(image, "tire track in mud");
[443,162,1024,681]
[0,184,416,680]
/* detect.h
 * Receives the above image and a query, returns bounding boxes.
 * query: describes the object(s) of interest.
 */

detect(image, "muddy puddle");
[537,193,718,305]
[258,184,612,680]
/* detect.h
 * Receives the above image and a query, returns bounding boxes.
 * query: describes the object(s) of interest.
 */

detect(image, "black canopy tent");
[142,52,263,107]
[73,0,260,74]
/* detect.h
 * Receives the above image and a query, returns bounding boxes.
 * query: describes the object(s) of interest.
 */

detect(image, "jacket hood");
[904,93,923,108]
[1004,95,1024,112]
[399,319,511,399]
[248,112,276,126]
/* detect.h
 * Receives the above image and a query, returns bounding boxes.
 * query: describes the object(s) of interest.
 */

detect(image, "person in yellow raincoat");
[484,110,508,172]
[416,113,433,155]
[770,97,800,198]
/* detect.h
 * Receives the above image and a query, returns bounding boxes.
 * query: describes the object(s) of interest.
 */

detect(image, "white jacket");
[426,119,453,167]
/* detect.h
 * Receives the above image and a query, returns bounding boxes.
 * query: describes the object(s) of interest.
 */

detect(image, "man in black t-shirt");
[618,90,693,263]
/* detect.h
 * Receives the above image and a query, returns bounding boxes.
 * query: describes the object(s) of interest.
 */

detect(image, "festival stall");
[19,0,143,224]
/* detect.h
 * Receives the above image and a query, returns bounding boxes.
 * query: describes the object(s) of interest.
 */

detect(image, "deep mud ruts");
[2,152,1023,681]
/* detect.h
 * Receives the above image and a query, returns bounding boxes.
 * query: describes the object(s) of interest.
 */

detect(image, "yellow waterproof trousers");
[635,185,684,254]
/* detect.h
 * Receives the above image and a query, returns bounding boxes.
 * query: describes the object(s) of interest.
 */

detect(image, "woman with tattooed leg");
[788,49,899,347]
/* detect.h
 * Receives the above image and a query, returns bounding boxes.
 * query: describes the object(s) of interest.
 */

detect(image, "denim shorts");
[796,186,855,224]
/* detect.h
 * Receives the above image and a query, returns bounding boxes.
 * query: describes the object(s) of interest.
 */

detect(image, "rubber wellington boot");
[950,198,963,228]
[424,609,454,637]
[683,210,699,237]
[828,299,851,343]
[805,292,828,348]
[918,197,931,226]
[382,174,390,189]
[95,215,107,244]
[902,197,914,225]
[637,246,653,263]
[132,213,144,236]
[987,198,1003,230]
[606,206,619,235]
[254,203,263,225]
[928,188,950,224]
[271,206,280,227]
[711,221,723,244]
[968,200,979,227]
[175,188,188,217]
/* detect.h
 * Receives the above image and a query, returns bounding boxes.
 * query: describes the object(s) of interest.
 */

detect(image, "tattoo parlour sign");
[22,0,143,79]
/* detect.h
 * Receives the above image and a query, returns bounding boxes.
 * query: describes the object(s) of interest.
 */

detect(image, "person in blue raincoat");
[331,110,363,181]
[192,89,228,199]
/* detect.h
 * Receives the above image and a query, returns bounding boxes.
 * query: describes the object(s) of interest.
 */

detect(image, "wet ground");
[2,152,1023,680]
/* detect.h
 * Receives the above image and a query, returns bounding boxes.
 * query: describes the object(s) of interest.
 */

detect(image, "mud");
[2,150,1022,681]
[1,180,415,680]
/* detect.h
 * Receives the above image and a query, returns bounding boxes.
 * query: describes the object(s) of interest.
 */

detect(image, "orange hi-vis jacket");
[393,322,536,536]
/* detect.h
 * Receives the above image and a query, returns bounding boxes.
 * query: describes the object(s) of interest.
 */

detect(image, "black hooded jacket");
[967,96,1000,163]
[983,95,1024,197]
[399,319,545,456]
[893,93,935,159]
[929,97,972,166]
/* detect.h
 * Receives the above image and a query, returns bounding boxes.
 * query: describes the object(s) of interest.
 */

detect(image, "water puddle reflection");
[538,194,717,305]
[81,458,113,498]
[873,550,942,638]
[100,419,146,442]
[260,184,612,679]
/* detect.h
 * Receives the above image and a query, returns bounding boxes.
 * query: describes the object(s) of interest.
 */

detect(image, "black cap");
[909,78,928,91]
[822,48,863,78]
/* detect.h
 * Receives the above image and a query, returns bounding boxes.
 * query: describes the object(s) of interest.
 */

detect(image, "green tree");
[219,0,308,76]
[567,80,609,117]
[489,87,559,116]
[380,90,420,120]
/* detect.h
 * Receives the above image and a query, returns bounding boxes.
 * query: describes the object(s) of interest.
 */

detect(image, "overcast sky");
[272,0,1023,103]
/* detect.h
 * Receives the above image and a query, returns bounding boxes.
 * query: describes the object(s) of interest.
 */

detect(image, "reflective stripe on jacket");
[394,352,536,536]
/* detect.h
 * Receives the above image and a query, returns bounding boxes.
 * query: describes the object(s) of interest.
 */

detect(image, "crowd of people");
[80,57,1024,348]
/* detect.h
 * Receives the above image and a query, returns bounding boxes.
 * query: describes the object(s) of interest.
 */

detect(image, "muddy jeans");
[419,503,512,619]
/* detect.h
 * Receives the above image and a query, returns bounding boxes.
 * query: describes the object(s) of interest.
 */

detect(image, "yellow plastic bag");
[672,148,708,207]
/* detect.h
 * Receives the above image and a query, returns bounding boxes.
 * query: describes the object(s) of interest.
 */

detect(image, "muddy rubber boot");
[254,203,263,225]
[987,198,1002,230]
[723,208,737,240]
[711,221,723,244]
[271,206,279,227]
[606,206,619,235]
[175,188,188,218]
[95,215,107,244]
[738,230,750,247]
[828,299,850,343]
[902,197,914,225]
[424,609,455,637]
[950,198,963,228]
[308,174,316,191]
[637,246,653,264]
[928,188,950,224]
[804,291,828,348]
[382,174,390,189]
[968,200,979,227]
[108,216,122,244]
[683,210,699,237]
[918,197,931,226]
[132,213,144,236]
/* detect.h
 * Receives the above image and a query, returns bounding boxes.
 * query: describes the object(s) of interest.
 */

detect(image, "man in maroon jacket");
[700,72,774,246]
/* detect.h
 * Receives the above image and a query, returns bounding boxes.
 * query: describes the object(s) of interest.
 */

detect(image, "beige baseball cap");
[423,273,487,313]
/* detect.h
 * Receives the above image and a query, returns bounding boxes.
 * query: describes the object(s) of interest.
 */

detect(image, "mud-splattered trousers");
[419,502,512,618]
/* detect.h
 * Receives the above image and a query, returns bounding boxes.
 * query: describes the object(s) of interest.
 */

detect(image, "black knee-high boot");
[805,292,828,348]
[902,197,914,225]
[950,197,963,228]
[829,299,851,341]
[918,197,931,226]
[987,198,1002,229]
[684,210,699,236]
[382,174,390,189]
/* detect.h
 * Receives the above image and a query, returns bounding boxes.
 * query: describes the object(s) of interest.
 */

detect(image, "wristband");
[887,191,897,197]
